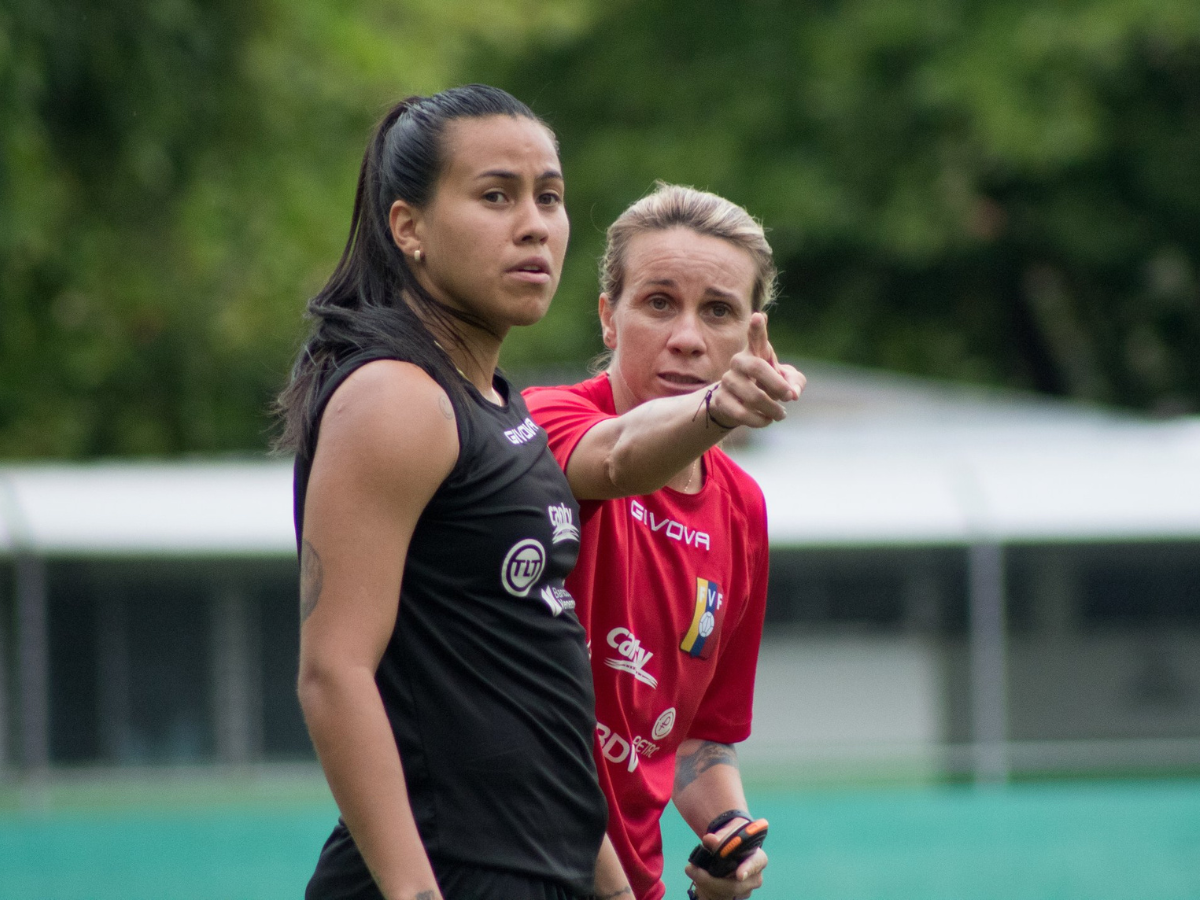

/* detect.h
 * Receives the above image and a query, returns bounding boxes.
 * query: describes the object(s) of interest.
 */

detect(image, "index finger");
[747,312,773,363]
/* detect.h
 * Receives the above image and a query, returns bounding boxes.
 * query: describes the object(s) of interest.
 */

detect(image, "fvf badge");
[680,577,723,659]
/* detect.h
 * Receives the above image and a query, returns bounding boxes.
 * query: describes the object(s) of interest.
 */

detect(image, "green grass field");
[2,774,1198,899]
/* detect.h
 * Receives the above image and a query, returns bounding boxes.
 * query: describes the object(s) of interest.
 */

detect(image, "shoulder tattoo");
[674,741,739,794]
[300,539,324,623]
[437,394,454,420]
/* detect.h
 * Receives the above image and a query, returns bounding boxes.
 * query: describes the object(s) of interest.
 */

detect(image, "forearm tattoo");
[674,741,739,795]
[415,893,436,900]
[300,539,324,623]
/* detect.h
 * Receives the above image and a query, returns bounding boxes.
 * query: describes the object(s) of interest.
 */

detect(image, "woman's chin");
[508,296,555,328]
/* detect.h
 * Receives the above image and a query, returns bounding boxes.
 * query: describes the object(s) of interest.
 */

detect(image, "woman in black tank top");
[274,86,623,900]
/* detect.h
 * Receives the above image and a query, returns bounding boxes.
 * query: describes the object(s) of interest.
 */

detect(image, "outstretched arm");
[673,739,768,900]
[297,360,458,900]
[565,313,805,500]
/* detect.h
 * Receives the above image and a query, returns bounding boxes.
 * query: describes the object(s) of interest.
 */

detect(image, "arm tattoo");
[674,741,739,795]
[415,893,436,900]
[300,539,324,623]
[595,889,633,899]
[437,394,454,420]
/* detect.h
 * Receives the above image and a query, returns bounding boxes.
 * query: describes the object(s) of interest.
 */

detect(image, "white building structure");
[2,364,1199,781]
[734,363,1200,780]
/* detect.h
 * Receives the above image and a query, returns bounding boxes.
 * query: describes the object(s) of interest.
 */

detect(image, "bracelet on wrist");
[692,385,737,431]
[704,385,737,430]
[705,808,752,835]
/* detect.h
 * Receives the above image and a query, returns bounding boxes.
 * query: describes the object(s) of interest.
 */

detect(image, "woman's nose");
[667,312,705,354]
[515,196,550,244]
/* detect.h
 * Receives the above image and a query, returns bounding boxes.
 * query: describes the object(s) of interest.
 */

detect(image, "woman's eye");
[709,304,731,319]
[648,296,670,311]
[483,190,507,203]
[538,191,563,206]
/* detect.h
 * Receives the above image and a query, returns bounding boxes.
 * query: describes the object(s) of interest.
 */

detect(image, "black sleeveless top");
[295,354,606,899]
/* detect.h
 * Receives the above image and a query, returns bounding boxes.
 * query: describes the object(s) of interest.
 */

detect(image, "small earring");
[414,249,423,263]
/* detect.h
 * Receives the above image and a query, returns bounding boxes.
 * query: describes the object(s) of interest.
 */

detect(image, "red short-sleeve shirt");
[524,375,770,900]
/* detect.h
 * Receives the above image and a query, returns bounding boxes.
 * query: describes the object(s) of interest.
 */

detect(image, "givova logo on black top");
[503,417,541,445]
[501,539,546,597]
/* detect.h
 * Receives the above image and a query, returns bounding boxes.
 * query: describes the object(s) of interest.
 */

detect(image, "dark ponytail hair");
[275,84,552,455]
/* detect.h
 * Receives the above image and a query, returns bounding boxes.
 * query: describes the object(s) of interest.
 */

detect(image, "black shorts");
[435,859,592,900]
[306,847,593,900]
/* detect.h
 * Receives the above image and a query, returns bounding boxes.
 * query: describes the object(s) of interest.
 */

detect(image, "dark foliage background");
[3,0,1198,457]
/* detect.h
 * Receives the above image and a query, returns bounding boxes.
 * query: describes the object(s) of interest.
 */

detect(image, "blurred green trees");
[492,0,1200,414]
[0,0,592,456]
[2,0,1198,458]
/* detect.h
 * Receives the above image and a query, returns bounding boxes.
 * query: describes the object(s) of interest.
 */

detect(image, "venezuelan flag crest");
[680,577,723,659]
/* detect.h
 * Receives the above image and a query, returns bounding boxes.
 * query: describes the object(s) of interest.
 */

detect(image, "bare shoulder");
[315,360,459,490]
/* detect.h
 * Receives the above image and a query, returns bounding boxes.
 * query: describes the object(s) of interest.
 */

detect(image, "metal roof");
[0,459,296,557]
[1,364,1197,557]
[733,363,1200,546]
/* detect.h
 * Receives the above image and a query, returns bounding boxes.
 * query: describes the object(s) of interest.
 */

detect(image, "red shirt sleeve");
[522,380,614,473]
[686,485,770,744]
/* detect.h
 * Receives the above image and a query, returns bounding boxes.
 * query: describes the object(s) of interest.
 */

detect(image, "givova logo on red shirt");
[680,577,724,659]
[629,500,710,550]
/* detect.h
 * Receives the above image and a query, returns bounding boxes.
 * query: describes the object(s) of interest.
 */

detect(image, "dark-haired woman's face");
[406,115,568,334]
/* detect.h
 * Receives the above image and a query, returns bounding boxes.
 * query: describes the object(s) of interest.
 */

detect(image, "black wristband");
[705,808,752,835]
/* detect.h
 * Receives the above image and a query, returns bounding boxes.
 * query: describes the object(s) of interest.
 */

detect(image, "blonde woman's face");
[600,227,757,414]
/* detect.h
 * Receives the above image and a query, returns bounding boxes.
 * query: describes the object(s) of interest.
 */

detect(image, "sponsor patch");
[548,503,580,544]
[501,539,546,597]
[596,722,639,772]
[539,584,576,616]
[652,707,676,741]
[632,734,660,757]
[604,626,658,688]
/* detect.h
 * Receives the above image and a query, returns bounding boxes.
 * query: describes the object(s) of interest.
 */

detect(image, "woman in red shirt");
[525,183,806,900]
